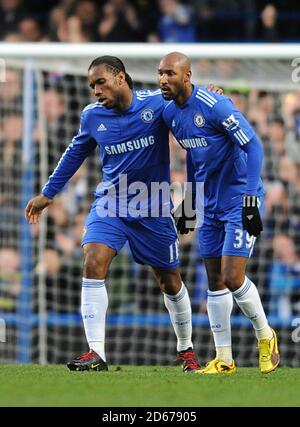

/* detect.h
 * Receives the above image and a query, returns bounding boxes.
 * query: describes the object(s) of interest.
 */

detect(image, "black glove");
[173,193,196,235]
[242,195,263,237]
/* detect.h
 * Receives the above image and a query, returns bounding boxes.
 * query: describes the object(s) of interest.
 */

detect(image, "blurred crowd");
[0,0,300,43]
[1,64,300,323]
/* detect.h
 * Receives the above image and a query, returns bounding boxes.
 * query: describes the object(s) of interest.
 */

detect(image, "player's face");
[88,64,122,109]
[158,59,187,101]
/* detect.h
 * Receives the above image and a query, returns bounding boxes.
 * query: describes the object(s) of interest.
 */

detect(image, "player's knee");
[83,250,109,279]
[153,268,182,295]
[207,275,224,292]
[222,269,243,292]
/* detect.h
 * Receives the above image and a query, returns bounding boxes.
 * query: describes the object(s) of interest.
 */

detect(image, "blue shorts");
[198,196,264,258]
[82,204,179,269]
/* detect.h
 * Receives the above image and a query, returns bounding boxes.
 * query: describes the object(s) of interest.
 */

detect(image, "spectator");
[72,0,99,41]
[264,181,288,217]
[154,0,197,43]
[192,0,257,41]
[97,0,142,42]
[57,14,90,42]
[0,68,22,113]
[0,0,25,40]
[1,1,300,43]
[2,32,22,41]
[248,90,276,138]
[40,88,74,172]
[259,3,279,42]
[227,90,248,114]
[47,196,69,229]
[284,108,300,164]
[278,156,300,226]
[18,15,46,41]
[61,164,89,216]
[0,114,23,247]
[35,247,81,313]
[48,5,67,41]
[133,0,159,42]
[0,248,21,311]
[262,116,286,183]
[269,234,300,320]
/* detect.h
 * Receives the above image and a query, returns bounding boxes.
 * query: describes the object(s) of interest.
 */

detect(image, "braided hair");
[88,56,133,89]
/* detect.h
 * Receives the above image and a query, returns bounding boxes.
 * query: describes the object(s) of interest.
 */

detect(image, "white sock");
[233,277,273,341]
[207,289,233,364]
[81,277,108,361]
[163,283,193,352]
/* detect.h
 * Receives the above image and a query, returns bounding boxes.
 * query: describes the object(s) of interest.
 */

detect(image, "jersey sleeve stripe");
[136,89,161,99]
[236,129,249,144]
[195,94,215,108]
[239,129,250,142]
[196,90,217,106]
[82,102,103,112]
[234,131,247,145]
[198,89,217,103]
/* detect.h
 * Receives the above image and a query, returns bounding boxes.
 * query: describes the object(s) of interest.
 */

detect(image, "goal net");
[1,43,300,366]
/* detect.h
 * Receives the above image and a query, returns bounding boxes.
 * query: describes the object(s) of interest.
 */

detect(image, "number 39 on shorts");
[233,228,255,250]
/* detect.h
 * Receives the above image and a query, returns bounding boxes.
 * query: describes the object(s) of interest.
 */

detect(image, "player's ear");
[184,70,192,83]
[118,71,126,86]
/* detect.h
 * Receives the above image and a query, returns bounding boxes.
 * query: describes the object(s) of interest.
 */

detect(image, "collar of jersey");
[108,91,136,114]
[177,84,198,109]
[120,91,136,113]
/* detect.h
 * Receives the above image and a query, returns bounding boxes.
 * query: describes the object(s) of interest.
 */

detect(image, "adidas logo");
[97,123,107,131]
[247,215,254,220]
[172,120,176,127]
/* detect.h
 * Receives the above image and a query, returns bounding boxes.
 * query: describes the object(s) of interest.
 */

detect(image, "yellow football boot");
[196,357,236,375]
[258,328,280,373]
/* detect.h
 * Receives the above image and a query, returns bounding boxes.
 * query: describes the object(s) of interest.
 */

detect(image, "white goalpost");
[0,42,300,366]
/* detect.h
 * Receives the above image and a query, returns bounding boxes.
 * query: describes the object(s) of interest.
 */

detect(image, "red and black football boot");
[176,347,200,373]
[67,350,108,372]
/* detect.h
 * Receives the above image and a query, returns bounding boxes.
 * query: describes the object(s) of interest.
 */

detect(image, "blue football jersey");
[163,85,264,213]
[42,90,171,216]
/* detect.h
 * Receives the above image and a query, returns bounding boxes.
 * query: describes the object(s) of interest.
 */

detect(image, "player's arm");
[211,98,264,237]
[25,111,97,224]
[206,83,223,95]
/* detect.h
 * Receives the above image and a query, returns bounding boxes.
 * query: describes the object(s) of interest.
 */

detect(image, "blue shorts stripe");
[207,290,231,297]
[82,285,105,289]
[165,286,186,302]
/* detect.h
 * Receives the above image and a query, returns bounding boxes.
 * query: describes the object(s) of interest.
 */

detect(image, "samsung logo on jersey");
[104,136,155,155]
[179,138,208,149]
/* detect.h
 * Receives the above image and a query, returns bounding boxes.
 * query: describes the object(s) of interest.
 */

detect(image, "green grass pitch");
[0,365,300,407]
